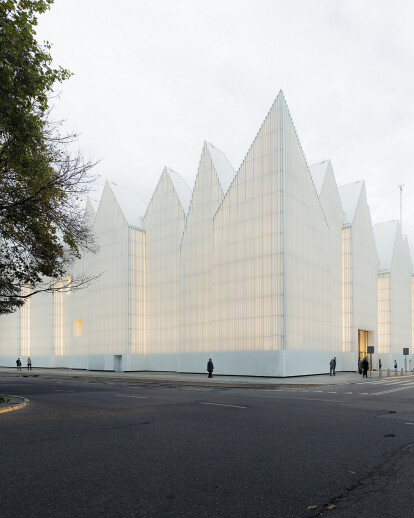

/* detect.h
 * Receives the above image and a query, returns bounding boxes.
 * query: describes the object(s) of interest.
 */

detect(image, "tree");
[0,0,97,314]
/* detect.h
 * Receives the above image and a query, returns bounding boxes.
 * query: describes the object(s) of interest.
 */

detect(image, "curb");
[0,395,30,414]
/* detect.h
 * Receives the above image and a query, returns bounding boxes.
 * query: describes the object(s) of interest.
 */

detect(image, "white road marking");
[201,402,247,409]
[55,390,75,392]
[343,392,353,394]
[115,394,147,399]
[360,393,369,395]
[293,397,344,402]
[370,383,414,396]
[327,391,337,393]
[405,423,414,425]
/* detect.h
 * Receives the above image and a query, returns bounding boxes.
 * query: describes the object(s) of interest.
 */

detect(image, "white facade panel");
[344,184,378,370]
[213,93,286,376]
[86,183,130,360]
[375,222,412,369]
[0,309,20,366]
[144,169,188,371]
[180,144,224,362]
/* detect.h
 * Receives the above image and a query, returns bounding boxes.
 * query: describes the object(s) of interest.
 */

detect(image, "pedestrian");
[16,358,22,371]
[333,357,337,376]
[27,357,32,371]
[358,359,362,374]
[362,357,369,378]
[207,358,214,378]
[378,359,382,370]
[394,360,397,369]
[329,358,335,376]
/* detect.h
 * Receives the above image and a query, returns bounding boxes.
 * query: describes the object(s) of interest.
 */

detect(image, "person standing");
[16,358,22,371]
[358,359,362,375]
[207,358,214,378]
[329,358,335,376]
[333,357,337,376]
[394,360,397,369]
[378,359,382,370]
[362,357,369,378]
[27,357,32,371]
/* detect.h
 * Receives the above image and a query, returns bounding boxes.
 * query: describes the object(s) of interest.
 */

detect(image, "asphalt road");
[1,374,413,518]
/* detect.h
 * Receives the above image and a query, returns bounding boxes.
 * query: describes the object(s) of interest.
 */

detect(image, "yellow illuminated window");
[74,319,82,337]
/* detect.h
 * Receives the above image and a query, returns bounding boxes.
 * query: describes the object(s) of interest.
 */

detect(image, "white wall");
[86,183,130,369]
[179,144,224,364]
[128,227,146,358]
[389,231,412,361]
[318,164,343,354]
[348,185,378,370]
[144,169,186,371]
[0,309,20,366]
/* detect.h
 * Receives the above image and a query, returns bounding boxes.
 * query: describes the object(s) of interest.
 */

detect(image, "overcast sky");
[37,0,414,241]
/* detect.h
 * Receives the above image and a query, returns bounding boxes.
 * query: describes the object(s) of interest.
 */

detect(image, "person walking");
[207,358,214,378]
[16,358,22,371]
[378,359,382,370]
[27,357,32,371]
[362,357,369,378]
[333,357,337,376]
[329,358,335,376]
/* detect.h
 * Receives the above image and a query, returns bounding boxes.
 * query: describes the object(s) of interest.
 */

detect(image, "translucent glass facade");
[0,91,413,375]
[144,169,189,371]
[378,274,390,354]
[180,144,228,368]
[342,227,353,353]
[375,222,412,368]
[339,183,378,370]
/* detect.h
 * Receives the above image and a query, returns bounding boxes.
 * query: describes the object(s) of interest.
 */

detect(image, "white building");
[0,91,413,376]
[339,181,378,371]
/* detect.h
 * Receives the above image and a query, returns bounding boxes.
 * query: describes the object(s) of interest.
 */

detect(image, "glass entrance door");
[358,330,368,362]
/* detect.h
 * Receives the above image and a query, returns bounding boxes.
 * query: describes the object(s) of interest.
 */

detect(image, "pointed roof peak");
[107,181,147,230]
[338,181,364,227]
[164,167,192,215]
[86,197,99,214]
[309,160,332,196]
[374,220,400,273]
[205,142,236,195]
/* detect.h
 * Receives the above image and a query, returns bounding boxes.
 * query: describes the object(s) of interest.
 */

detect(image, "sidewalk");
[1,367,412,387]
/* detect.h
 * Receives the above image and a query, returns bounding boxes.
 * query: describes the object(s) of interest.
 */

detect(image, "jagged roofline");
[83,198,98,226]
[165,167,192,215]
[322,161,342,200]
[205,142,236,195]
[106,180,147,230]
[309,159,332,197]
[310,160,344,230]
[180,141,233,247]
[212,91,288,219]
[374,220,400,273]
[210,90,328,225]
[143,167,191,222]
[183,141,235,222]
[338,180,364,228]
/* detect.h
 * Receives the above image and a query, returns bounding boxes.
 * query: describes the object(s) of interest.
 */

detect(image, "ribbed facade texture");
[0,91,413,376]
